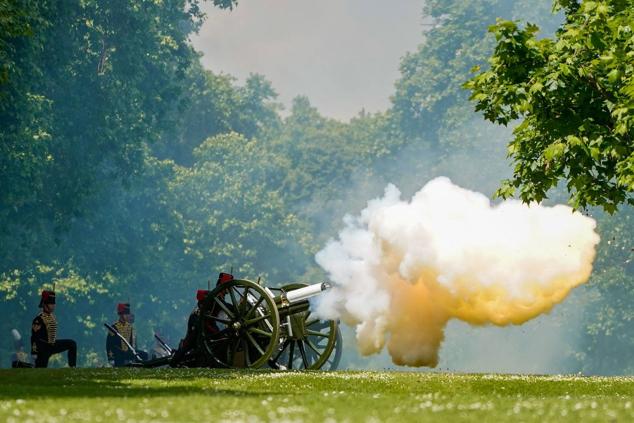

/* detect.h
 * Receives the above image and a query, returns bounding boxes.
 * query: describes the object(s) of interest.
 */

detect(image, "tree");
[152,67,280,166]
[466,0,634,212]
[0,0,53,250]
[0,0,240,266]
[391,0,560,148]
[172,132,311,282]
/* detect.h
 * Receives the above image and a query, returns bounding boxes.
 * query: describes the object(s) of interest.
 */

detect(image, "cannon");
[197,278,342,370]
[105,277,342,370]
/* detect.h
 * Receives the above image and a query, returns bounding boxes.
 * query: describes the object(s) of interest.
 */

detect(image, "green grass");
[0,369,632,422]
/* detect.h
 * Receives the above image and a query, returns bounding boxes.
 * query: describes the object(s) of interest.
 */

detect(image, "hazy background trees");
[1,0,631,374]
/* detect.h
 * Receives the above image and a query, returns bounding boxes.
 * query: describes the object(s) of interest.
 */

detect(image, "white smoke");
[315,177,600,367]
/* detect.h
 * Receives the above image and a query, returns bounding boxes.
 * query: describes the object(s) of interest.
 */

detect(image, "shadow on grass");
[0,368,279,399]
[2,369,633,401]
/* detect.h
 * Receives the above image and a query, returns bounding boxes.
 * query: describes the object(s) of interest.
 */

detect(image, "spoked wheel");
[320,325,343,370]
[269,284,339,370]
[198,279,280,368]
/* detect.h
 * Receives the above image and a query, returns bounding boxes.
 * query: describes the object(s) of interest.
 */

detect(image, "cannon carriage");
[106,276,342,370]
[197,278,341,370]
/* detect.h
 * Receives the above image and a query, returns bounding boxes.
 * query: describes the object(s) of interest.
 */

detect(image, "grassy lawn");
[0,369,632,422]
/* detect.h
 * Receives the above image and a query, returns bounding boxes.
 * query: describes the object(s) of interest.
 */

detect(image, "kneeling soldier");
[31,290,77,368]
[106,303,148,366]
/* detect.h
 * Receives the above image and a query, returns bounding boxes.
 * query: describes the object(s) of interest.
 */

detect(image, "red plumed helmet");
[217,272,234,285]
[39,290,56,307]
[117,303,131,315]
[196,290,209,302]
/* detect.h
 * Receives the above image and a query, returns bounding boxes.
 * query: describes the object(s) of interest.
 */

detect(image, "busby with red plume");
[196,290,209,302]
[38,290,56,308]
[117,303,131,315]
[216,272,233,285]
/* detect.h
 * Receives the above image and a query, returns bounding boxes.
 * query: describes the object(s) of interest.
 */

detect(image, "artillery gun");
[105,276,342,370]
[197,278,342,370]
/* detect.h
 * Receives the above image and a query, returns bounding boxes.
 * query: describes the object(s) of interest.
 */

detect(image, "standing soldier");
[106,303,148,366]
[31,290,77,368]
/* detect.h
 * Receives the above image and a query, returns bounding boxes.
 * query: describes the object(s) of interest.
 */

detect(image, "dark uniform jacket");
[170,307,201,367]
[31,312,57,354]
[106,321,135,360]
[182,307,201,350]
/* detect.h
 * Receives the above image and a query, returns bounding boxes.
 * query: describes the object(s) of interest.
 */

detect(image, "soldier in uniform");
[106,303,148,366]
[31,290,77,368]
[169,272,234,367]
[169,290,207,367]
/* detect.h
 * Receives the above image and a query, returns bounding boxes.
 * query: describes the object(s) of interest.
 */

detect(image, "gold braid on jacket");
[40,312,57,344]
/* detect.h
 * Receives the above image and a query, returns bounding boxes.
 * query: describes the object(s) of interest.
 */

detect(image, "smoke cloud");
[315,177,600,367]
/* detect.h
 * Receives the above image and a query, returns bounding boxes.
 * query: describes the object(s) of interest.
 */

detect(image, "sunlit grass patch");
[0,369,632,422]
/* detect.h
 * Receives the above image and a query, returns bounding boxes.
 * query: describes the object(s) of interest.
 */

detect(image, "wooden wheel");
[320,325,343,370]
[269,283,339,370]
[198,279,280,368]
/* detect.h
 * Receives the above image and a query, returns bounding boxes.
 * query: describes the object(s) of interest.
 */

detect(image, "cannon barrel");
[274,282,330,306]
[272,282,330,319]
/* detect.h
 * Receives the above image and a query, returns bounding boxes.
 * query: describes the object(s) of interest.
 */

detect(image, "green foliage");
[391,0,560,149]
[152,67,281,166]
[466,0,634,211]
[0,0,52,247]
[261,97,404,251]
[0,0,209,260]
[270,97,387,206]
[392,0,498,144]
[173,132,310,281]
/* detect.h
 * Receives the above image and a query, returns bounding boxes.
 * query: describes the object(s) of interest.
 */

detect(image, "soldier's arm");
[31,316,47,353]
[31,316,47,343]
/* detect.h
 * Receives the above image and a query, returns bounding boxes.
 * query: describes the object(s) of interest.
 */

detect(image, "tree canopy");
[466,0,634,212]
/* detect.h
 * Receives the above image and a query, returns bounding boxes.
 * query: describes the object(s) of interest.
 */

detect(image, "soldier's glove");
[109,360,115,367]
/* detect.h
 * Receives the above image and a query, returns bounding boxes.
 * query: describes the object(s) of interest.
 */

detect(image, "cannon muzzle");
[276,281,330,307]
[286,281,330,303]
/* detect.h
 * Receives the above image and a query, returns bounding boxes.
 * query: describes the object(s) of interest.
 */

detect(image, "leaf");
[529,81,544,93]
[620,82,634,99]
[607,69,621,83]
[566,135,583,147]
[544,142,566,161]
[494,181,516,199]
[589,32,606,49]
